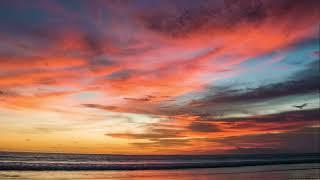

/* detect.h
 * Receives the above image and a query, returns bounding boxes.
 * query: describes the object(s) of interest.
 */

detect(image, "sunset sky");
[0,0,319,154]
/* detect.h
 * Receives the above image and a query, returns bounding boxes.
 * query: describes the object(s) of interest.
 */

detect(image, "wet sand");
[0,163,319,180]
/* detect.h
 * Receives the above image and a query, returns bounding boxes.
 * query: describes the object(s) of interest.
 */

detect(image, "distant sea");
[0,152,319,179]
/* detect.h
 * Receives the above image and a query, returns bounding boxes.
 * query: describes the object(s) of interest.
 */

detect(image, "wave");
[0,158,319,171]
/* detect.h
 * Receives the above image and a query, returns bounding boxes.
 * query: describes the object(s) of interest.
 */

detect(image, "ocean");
[0,152,319,179]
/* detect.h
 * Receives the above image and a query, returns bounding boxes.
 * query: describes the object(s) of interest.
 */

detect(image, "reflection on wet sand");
[0,163,319,180]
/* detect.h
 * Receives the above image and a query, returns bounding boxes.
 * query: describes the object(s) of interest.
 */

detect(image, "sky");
[0,0,319,155]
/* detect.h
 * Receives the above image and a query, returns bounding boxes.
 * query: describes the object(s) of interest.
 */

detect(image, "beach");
[0,152,319,179]
[0,163,319,179]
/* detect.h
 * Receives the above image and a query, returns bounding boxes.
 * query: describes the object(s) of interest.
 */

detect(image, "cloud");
[82,32,106,56]
[138,0,319,50]
[188,121,221,132]
[1,0,318,108]
[132,138,191,148]
[313,51,320,57]
[107,128,185,140]
[106,69,136,81]
[212,127,320,153]
[184,61,319,112]
[0,0,319,154]
[82,104,119,111]
[216,109,320,123]
[140,0,268,37]
[0,89,19,97]
[124,95,157,102]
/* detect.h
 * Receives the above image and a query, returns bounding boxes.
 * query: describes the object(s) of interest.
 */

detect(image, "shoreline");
[0,163,319,180]
[0,159,319,171]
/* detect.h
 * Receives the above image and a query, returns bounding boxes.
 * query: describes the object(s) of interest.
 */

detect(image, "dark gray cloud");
[212,127,320,154]
[89,56,115,67]
[188,121,221,132]
[106,69,136,81]
[215,109,320,123]
[124,95,156,102]
[140,0,265,37]
[82,32,105,55]
[140,0,319,37]
[82,104,119,111]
